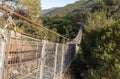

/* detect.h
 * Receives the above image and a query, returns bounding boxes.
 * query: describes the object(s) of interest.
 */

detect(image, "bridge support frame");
[53,43,59,79]
[60,44,65,77]
[39,40,47,79]
[0,29,8,79]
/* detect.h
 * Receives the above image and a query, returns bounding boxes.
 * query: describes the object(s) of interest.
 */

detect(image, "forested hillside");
[41,0,96,16]
[41,7,58,16]
[42,0,120,79]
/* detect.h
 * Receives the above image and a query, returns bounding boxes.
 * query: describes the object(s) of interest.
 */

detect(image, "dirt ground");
[60,69,77,79]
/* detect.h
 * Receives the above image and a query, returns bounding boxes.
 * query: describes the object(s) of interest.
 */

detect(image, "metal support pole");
[36,42,39,58]
[40,40,46,79]
[60,44,65,77]
[3,31,11,79]
[20,35,25,79]
[53,43,59,79]
[0,29,7,79]
[36,42,39,79]
[75,44,79,54]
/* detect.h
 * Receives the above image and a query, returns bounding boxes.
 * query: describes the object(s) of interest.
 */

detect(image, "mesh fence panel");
[0,30,77,79]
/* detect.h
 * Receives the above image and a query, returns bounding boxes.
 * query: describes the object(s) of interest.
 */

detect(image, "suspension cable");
[0,5,70,41]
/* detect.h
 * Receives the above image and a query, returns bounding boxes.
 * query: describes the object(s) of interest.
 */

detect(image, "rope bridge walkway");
[0,5,82,79]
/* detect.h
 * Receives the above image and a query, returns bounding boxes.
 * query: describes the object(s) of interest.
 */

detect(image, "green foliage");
[8,0,43,39]
[91,0,120,20]
[72,21,120,79]
[70,0,120,79]
[19,0,41,18]
[15,19,45,39]
[85,11,115,32]
[42,15,80,39]
[90,1,106,12]
[0,14,7,28]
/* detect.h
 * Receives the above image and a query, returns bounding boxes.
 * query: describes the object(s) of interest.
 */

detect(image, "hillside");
[41,0,96,17]
[41,7,59,16]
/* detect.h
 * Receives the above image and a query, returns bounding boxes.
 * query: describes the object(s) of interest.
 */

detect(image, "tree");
[19,0,41,18]
[71,0,120,79]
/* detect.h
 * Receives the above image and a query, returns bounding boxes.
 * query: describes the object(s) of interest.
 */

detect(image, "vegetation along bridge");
[0,5,82,79]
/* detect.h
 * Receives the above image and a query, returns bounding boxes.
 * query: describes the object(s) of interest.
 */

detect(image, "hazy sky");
[41,0,78,9]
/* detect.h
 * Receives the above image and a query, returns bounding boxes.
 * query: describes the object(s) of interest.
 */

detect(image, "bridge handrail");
[0,5,70,41]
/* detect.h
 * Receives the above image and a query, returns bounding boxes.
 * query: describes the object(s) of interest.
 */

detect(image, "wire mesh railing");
[0,29,77,79]
[0,4,82,79]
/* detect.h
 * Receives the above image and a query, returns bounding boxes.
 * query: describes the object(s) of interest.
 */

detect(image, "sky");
[41,0,78,9]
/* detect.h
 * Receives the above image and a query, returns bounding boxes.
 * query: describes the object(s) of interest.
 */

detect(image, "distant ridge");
[41,0,96,17]
[41,7,59,16]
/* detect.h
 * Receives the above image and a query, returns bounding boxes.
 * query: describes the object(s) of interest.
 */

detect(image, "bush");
[72,21,120,79]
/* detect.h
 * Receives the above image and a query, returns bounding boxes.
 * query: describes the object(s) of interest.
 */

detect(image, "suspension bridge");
[0,5,82,79]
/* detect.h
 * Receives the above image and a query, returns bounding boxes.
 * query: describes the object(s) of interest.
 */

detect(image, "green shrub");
[72,21,120,79]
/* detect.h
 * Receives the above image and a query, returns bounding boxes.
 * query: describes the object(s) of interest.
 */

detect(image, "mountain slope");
[41,0,96,17]
[41,7,59,16]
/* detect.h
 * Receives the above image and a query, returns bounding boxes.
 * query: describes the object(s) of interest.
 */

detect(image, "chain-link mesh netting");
[0,29,79,79]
